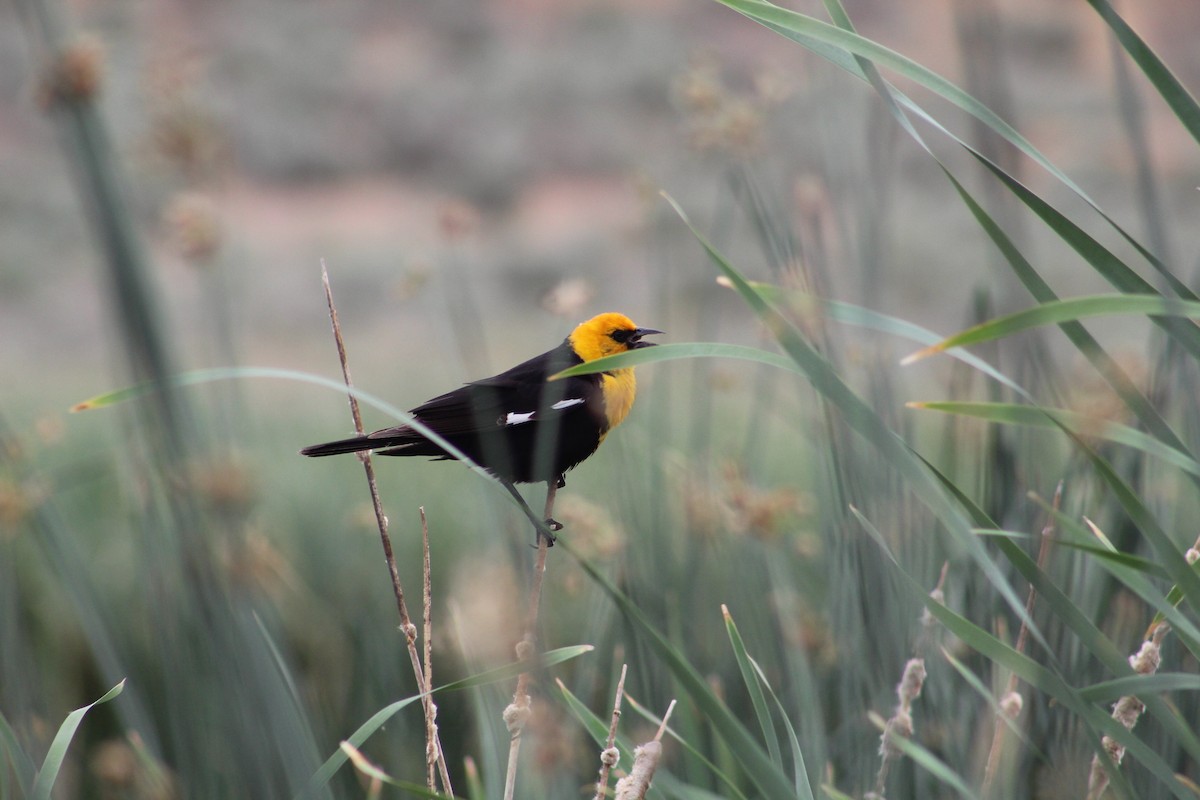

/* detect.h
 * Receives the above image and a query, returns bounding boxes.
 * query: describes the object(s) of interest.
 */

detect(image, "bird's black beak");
[629,327,664,349]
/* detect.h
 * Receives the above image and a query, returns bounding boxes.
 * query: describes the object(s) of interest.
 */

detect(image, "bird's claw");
[532,518,562,548]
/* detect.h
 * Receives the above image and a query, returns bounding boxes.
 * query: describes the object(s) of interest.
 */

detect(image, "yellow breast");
[600,368,637,434]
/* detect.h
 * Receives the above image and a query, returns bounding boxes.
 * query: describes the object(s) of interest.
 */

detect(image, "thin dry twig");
[593,663,629,800]
[320,262,453,796]
[421,507,439,792]
[502,480,559,800]
[982,480,1062,799]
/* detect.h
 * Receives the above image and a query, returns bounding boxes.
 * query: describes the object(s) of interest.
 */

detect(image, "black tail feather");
[300,436,376,457]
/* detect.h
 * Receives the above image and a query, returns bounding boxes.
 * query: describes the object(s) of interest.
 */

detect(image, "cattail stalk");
[1085,623,1170,800]
[613,699,674,800]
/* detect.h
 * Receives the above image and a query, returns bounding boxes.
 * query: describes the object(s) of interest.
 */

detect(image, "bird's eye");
[609,328,634,343]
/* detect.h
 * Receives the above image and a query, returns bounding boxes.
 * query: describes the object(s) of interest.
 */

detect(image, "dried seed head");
[1112,695,1145,730]
[503,700,531,734]
[999,691,1023,719]
[1129,636,1162,675]
[39,36,104,108]
[614,740,662,799]
[164,193,221,265]
[515,636,536,661]
[880,710,913,759]
[897,659,926,706]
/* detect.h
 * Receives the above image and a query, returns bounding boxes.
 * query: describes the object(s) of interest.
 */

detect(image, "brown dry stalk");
[502,480,559,800]
[319,263,453,795]
[981,481,1062,799]
[613,699,674,800]
[593,663,629,800]
[421,507,439,792]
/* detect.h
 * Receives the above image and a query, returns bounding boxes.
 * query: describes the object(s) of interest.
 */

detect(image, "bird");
[301,312,662,541]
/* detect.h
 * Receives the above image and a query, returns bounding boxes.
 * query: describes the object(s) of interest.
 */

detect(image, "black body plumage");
[300,339,608,484]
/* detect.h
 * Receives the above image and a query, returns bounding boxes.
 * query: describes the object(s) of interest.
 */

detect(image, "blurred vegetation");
[4,0,1200,798]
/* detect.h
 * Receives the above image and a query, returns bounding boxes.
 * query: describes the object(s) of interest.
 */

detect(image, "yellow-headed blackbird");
[301,312,661,537]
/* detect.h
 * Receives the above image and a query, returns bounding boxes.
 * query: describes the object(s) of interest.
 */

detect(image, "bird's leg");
[544,479,562,534]
[502,480,557,546]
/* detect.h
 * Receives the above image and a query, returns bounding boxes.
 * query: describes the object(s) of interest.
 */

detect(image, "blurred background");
[3,0,1200,797]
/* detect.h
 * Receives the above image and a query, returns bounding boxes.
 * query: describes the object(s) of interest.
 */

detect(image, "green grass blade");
[300,698,424,797]
[0,706,36,797]
[664,192,1034,632]
[32,679,125,800]
[709,0,1097,205]
[1033,503,1200,655]
[556,678,620,759]
[870,481,1200,774]
[621,693,751,800]
[748,0,1189,306]
[903,294,1200,364]
[71,365,553,523]
[552,342,801,379]
[557,681,717,800]
[721,606,784,772]
[924,600,1191,798]
[910,401,1200,479]
[748,658,815,800]
[733,281,1030,397]
[862,493,1190,798]
[1049,540,1168,579]
[438,645,594,692]
[941,164,1194,466]
[1082,447,1200,616]
[300,645,591,798]
[1085,0,1200,146]
[1079,673,1200,704]
[971,159,1200,333]
[867,712,981,800]
[338,742,456,799]
[559,539,797,799]
[939,648,1042,758]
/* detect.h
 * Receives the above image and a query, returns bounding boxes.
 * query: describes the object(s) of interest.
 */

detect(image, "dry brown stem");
[421,507,440,792]
[981,481,1061,799]
[502,480,558,800]
[593,663,629,800]
[320,263,452,796]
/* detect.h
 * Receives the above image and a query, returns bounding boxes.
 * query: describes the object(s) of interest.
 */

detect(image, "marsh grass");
[5,0,1200,798]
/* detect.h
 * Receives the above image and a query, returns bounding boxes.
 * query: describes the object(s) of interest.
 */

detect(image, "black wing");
[303,340,608,482]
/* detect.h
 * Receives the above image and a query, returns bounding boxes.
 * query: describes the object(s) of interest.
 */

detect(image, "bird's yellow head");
[568,312,663,362]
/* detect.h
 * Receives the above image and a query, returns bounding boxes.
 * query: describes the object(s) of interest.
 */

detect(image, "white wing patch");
[502,398,584,427]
